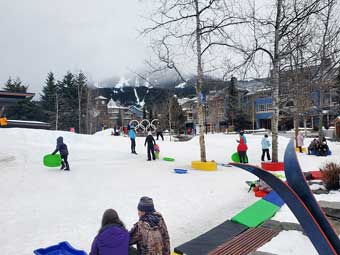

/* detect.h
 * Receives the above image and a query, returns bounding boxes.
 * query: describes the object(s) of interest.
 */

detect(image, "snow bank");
[1,129,339,254]
[258,230,318,255]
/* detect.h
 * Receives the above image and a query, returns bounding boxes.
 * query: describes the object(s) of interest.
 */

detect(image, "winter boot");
[64,161,70,171]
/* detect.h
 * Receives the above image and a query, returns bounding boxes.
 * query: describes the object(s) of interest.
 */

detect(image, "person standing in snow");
[130,196,170,255]
[156,126,164,141]
[261,134,271,161]
[154,144,160,159]
[144,131,156,161]
[52,136,70,171]
[90,209,130,255]
[239,130,247,144]
[296,132,304,153]
[237,134,248,163]
[129,126,137,154]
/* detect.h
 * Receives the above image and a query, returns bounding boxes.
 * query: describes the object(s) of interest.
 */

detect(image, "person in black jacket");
[144,131,156,161]
[52,136,70,170]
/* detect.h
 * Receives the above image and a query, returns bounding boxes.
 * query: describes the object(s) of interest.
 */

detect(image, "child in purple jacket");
[90,209,130,255]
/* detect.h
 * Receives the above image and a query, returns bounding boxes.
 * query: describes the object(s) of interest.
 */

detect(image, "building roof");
[107,98,128,109]
[95,96,108,100]
[0,90,35,97]
[129,105,143,118]
[0,90,35,106]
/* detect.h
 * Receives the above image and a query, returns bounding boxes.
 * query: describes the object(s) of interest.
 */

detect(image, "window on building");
[258,104,266,112]
[266,103,273,111]
[187,112,193,120]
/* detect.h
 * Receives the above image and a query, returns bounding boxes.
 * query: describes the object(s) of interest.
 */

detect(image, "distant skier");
[128,126,137,154]
[237,134,248,164]
[261,134,271,161]
[156,126,164,141]
[52,136,70,171]
[144,131,156,161]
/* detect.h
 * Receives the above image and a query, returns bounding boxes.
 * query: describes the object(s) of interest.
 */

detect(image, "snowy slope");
[1,129,339,254]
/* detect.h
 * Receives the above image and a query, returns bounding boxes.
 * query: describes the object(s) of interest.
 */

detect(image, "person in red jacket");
[237,135,248,163]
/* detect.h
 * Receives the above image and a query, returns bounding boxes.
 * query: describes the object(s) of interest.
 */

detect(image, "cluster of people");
[128,125,162,161]
[236,130,272,163]
[90,196,170,255]
[308,137,330,156]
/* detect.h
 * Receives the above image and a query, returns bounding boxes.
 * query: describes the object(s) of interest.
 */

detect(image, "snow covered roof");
[107,98,120,109]
[175,82,187,89]
[95,96,107,100]
[178,97,197,106]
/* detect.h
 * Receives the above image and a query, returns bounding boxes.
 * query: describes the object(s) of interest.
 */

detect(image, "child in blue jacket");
[52,136,70,170]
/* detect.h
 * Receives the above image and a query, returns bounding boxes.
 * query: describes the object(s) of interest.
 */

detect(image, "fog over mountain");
[0,0,273,94]
[0,0,152,94]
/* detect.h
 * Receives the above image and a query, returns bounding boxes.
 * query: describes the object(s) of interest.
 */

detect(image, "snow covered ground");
[0,128,339,255]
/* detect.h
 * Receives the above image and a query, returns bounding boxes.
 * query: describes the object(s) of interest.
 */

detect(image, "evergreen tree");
[58,72,78,131]
[336,70,340,115]
[75,72,88,133]
[168,96,185,133]
[143,106,147,119]
[227,76,239,127]
[149,107,153,120]
[4,77,28,93]
[3,78,46,121]
[5,99,45,121]
[40,72,57,127]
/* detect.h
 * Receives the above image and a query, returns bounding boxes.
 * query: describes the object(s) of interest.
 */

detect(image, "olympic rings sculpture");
[129,119,159,134]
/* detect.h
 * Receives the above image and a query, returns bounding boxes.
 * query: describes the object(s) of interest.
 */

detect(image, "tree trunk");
[271,0,283,162]
[271,62,280,162]
[195,0,206,162]
[318,112,324,140]
[55,93,59,130]
[294,111,299,144]
[303,116,307,137]
[169,100,172,142]
[0,106,5,117]
[78,86,81,134]
[318,88,324,140]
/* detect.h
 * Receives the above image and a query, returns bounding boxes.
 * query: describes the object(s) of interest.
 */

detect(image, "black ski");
[284,139,340,254]
[230,162,337,255]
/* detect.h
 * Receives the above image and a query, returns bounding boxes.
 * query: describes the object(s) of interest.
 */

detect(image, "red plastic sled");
[261,162,284,171]
[310,171,324,180]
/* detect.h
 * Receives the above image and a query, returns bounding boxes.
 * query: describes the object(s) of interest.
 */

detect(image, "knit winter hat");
[137,196,155,213]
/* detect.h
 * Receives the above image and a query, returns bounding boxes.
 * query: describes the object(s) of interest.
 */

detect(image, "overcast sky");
[0,0,151,94]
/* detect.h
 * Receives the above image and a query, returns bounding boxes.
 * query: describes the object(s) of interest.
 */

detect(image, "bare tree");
[309,0,340,140]
[143,0,246,162]
[217,0,328,161]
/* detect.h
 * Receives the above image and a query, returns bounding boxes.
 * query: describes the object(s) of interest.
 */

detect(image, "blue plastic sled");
[34,241,87,255]
[310,150,332,156]
[174,169,188,174]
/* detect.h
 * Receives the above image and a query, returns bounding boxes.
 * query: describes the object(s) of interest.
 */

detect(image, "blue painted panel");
[256,112,273,120]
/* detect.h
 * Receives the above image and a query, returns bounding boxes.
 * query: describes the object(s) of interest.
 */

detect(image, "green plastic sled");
[43,154,61,167]
[231,152,248,163]
[163,157,175,162]
[231,199,280,228]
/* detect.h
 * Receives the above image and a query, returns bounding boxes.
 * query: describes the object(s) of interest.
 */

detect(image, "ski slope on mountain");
[0,128,339,254]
